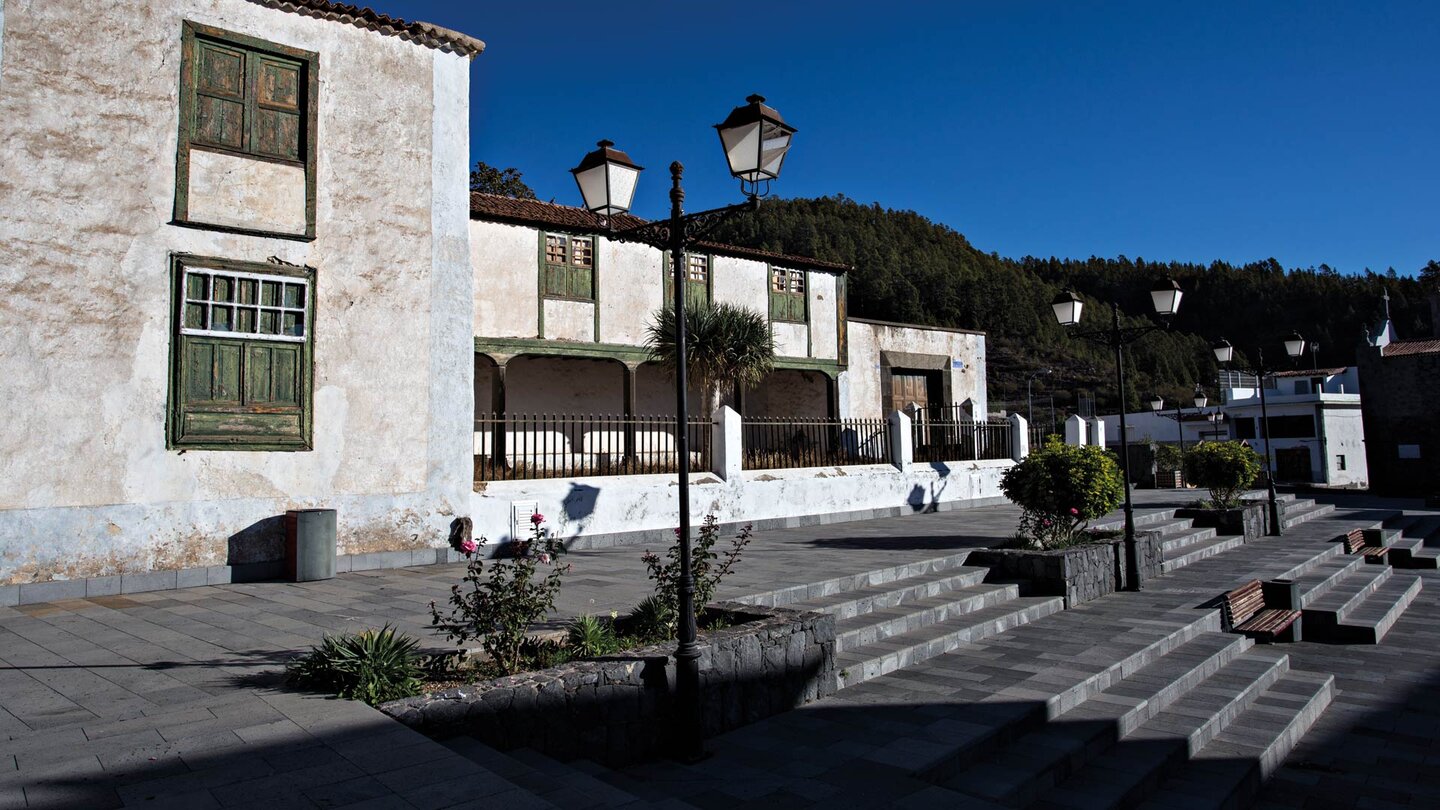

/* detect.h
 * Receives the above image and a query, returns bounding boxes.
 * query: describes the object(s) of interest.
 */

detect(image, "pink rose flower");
[531,513,545,526]
[537,553,552,564]
[1069,507,1079,516]
[459,538,478,555]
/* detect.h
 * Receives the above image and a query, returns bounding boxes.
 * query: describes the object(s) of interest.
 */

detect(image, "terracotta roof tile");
[469,193,850,272]
[252,0,486,56]
[1383,339,1440,357]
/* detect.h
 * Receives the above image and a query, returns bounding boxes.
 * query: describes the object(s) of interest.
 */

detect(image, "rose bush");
[1001,437,1124,548]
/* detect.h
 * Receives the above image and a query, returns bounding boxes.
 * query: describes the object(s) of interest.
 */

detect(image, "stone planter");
[967,530,1163,608]
[380,602,835,766]
[1176,502,1267,540]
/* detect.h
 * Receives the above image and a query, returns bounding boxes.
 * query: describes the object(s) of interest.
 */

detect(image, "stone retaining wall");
[1177,503,1267,540]
[967,530,1163,607]
[380,602,835,766]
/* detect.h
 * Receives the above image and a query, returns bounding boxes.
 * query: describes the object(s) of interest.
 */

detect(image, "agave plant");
[644,302,775,416]
[286,624,423,705]
[565,614,618,657]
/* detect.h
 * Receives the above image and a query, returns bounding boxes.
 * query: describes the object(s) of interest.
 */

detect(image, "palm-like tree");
[645,302,776,416]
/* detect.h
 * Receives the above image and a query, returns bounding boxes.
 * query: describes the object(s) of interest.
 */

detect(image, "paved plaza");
[1,492,1436,808]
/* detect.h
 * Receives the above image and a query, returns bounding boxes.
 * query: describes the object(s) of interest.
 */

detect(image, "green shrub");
[286,624,423,705]
[628,595,677,639]
[566,614,619,657]
[1001,437,1125,548]
[430,513,570,676]
[640,514,752,628]
[1153,442,1183,474]
[1184,441,1261,509]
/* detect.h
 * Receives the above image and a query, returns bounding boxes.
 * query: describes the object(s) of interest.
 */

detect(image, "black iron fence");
[741,416,892,471]
[910,408,1013,463]
[473,413,711,482]
[1028,424,1048,451]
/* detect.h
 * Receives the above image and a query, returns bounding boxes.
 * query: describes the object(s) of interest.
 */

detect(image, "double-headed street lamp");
[569,95,796,763]
[1051,279,1184,592]
[1211,332,1306,536]
[1148,383,1209,474]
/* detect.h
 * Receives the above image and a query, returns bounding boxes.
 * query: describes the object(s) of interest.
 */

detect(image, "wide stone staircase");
[731,553,1065,690]
[429,499,1423,809]
[1380,513,1440,569]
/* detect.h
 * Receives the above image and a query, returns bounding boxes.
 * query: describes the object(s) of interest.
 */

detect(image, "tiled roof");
[1383,339,1440,357]
[1271,367,1347,377]
[253,1,486,56]
[470,193,851,272]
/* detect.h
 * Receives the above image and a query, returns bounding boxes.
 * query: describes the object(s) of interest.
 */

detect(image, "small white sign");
[1398,444,1422,460]
[510,500,539,542]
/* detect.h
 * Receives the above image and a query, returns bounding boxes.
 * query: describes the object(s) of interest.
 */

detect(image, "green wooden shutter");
[569,264,593,300]
[790,289,807,322]
[253,56,302,160]
[194,41,246,150]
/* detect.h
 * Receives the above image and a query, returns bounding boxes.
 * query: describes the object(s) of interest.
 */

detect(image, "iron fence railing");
[473,413,711,481]
[911,409,1013,462]
[741,416,892,471]
[1028,424,1048,451]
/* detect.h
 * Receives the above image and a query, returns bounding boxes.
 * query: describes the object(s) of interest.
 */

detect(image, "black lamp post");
[570,95,796,763]
[1026,368,1051,429]
[1149,383,1209,479]
[1211,333,1306,535]
[1051,279,1183,592]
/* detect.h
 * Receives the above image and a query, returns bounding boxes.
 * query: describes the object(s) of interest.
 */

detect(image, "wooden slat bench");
[1221,580,1301,643]
[1340,528,1388,562]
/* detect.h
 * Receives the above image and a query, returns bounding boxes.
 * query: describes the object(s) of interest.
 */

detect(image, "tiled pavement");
[2,491,1436,808]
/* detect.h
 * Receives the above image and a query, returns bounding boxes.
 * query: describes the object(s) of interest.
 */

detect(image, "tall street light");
[1051,279,1184,592]
[570,94,796,763]
[1148,383,1209,480]
[1026,368,1052,429]
[1211,333,1306,536]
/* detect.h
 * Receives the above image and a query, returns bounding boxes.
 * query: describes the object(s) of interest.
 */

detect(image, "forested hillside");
[704,195,1437,418]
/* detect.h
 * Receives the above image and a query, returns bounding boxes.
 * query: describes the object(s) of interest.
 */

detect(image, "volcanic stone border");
[1177,502,1268,540]
[380,602,836,766]
[968,530,1164,607]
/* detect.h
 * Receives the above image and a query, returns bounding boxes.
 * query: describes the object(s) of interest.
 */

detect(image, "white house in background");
[1098,367,1367,488]
[465,194,1007,545]
[1223,367,1367,488]
[0,1,483,593]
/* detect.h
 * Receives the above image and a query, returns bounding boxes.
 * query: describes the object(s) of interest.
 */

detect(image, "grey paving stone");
[18,578,87,605]
[122,570,180,595]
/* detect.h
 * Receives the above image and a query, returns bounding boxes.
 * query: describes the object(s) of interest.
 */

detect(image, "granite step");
[1092,508,1180,533]
[1138,670,1336,810]
[1281,499,1336,530]
[732,551,976,608]
[832,583,1023,652]
[1302,565,1392,631]
[1034,650,1310,809]
[1324,573,1423,644]
[834,596,1064,690]
[1159,524,1219,555]
[784,565,992,622]
[442,737,647,808]
[935,631,1251,806]
[1162,532,1246,573]
[1380,532,1440,569]
[1289,552,1369,608]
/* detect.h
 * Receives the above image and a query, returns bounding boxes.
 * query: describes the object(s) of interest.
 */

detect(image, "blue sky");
[385,1,1438,275]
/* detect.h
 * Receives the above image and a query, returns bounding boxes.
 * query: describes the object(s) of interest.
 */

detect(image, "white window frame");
[180,266,309,343]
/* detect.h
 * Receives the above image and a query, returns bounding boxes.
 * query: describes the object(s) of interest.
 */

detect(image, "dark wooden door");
[1275,447,1313,482]
[891,373,930,411]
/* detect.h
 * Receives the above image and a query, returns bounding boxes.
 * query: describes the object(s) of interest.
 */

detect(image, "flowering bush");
[430,513,569,675]
[640,514,752,632]
[1001,437,1124,549]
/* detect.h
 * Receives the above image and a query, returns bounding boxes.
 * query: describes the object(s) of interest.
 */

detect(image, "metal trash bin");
[285,509,336,582]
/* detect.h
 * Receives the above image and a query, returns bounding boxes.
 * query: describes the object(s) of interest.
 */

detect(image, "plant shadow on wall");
[1000,437,1124,549]
[562,482,600,529]
[907,462,951,514]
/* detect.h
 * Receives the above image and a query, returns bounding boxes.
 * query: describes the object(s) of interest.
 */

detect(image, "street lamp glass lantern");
[1150,278,1183,317]
[1193,387,1208,409]
[1212,338,1234,364]
[1051,290,1084,327]
[1284,331,1306,359]
[1149,395,1164,412]
[570,140,643,216]
[714,94,796,186]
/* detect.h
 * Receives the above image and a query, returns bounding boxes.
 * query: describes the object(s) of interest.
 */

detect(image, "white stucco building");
[1097,367,1368,488]
[0,1,484,593]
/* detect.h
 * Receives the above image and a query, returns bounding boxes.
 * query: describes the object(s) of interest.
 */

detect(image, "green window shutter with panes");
[170,257,313,450]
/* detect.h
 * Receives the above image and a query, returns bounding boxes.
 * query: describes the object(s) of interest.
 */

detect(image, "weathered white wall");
[749,370,829,418]
[842,319,987,420]
[711,254,767,313]
[773,321,808,358]
[187,149,307,235]
[471,460,1012,544]
[472,220,540,338]
[544,299,594,342]
[1321,407,1369,487]
[809,272,839,361]
[598,240,660,345]
[0,0,475,584]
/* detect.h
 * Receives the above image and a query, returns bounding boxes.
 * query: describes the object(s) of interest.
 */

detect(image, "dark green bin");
[285,509,336,582]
